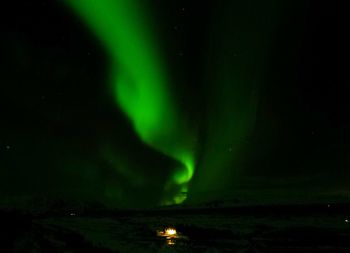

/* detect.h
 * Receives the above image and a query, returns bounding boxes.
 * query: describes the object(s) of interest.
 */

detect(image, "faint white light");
[345,219,349,223]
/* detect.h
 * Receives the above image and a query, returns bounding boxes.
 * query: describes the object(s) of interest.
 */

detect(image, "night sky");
[1,0,349,208]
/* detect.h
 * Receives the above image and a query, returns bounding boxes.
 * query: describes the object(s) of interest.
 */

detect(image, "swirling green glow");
[64,0,194,204]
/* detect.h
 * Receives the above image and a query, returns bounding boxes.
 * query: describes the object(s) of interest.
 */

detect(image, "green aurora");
[64,0,196,205]
[62,0,295,206]
[1,0,348,209]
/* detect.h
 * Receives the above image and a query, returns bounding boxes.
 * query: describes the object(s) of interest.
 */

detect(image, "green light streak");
[64,0,195,204]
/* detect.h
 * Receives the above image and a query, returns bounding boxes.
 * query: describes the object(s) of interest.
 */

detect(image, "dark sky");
[1,0,349,208]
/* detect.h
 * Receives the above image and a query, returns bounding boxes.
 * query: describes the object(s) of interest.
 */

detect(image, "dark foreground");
[2,203,350,252]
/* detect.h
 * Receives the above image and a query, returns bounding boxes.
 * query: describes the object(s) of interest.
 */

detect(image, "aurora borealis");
[64,0,195,205]
[1,0,350,208]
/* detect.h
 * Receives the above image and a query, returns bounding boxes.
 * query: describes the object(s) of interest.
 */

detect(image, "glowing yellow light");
[156,227,179,246]
[167,239,175,245]
[157,227,178,237]
[165,228,177,236]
